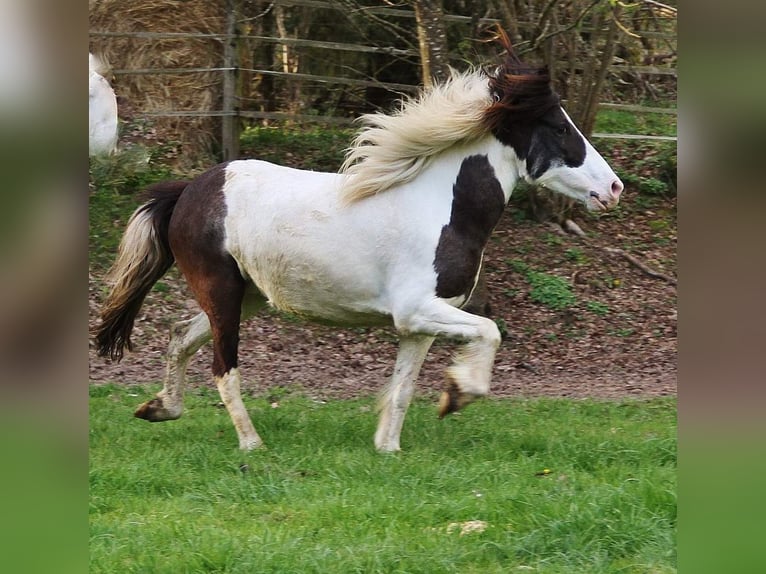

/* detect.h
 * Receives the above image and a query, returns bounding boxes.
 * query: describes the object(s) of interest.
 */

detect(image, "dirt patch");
[88,195,676,402]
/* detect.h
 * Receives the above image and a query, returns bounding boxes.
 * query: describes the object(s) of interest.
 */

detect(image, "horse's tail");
[94,180,190,361]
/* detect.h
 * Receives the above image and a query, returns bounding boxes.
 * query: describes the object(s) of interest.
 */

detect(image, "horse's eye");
[493,92,502,103]
[557,124,570,136]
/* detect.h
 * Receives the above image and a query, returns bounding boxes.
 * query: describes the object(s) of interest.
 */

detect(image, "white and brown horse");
[94,33,623,451]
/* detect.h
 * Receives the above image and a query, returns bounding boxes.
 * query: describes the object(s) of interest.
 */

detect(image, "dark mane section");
[483,29,560,130]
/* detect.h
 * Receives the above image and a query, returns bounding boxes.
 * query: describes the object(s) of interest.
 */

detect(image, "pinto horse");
[94,33,623,451]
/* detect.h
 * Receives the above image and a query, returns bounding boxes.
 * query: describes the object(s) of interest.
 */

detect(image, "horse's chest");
[433,155,505,301]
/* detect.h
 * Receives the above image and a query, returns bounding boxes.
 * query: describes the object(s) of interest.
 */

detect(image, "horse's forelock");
[483,35,560,129]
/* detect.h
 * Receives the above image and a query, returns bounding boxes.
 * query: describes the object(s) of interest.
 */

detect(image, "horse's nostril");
[611,179,624,197]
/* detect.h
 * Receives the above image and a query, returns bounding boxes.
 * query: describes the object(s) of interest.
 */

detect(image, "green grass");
[89,187,139,269]
[591,108,677,198]
[239,125,354,172]
[505,259,578,311]
[89,149,178,270]
[90,385,676,573]
[593,109,677,139]
[586,301,611,317]
[526,271,577,311]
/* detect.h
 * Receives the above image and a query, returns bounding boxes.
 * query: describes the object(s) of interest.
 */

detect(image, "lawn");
[90,384,676,573]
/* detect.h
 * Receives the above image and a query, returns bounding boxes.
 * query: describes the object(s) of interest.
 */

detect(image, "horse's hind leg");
[375,335,434,452]
[134,311,211,422]
[214,289,267,450]
[180,265,263,450]
[135,290,265,422]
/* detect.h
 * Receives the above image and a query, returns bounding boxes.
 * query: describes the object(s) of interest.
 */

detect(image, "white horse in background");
[89,53,118,156]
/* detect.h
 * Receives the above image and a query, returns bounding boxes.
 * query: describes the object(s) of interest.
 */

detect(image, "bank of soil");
[88,190,676,403]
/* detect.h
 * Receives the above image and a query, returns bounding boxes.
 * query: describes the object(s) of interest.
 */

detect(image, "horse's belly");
[235,244,392,326]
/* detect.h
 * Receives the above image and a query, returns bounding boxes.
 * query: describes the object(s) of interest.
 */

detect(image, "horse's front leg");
[135,311,211,421]
[395,301,502,418]
[375,335,434,452]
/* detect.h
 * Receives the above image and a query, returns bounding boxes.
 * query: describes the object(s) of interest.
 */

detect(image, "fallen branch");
[546,221,567,236]
[563,219,587,237]
[603,247,677,286]
[539,220,676,287]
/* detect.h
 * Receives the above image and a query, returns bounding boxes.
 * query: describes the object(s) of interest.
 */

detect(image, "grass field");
[90,384,676,573]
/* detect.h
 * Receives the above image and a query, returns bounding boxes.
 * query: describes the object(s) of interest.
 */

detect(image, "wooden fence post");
[222,0,240,161]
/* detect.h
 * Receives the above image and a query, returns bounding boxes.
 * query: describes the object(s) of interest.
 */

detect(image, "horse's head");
[484,33,623,212]
[517,104,623,212]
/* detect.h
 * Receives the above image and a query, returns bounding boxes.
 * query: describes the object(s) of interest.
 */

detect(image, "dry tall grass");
[89,0,225,167]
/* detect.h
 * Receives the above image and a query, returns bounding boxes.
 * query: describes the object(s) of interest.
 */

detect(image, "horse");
[89,53,119,156]
[94,32,623,452]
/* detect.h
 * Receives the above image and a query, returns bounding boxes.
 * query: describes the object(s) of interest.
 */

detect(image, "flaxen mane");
[339,31,557,204]
[339,70,493,203]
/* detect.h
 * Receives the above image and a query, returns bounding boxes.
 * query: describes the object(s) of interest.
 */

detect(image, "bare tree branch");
[603,247,677,286]
[518,0,601,56]
[635,0,677,13]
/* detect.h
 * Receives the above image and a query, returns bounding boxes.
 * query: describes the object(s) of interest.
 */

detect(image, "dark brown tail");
[94,181,189,361]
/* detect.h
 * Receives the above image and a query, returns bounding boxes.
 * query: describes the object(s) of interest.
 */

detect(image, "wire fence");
[89,1,677,159]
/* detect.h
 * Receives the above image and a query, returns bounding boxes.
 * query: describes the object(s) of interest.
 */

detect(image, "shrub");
[527,271,577,310]
[89,145,175,195]
[586,301,610,316]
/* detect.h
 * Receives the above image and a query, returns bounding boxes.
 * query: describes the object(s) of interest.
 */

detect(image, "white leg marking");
[396,300,501,403]
[156,312,211,417]
[445,336,499,397]
[216,367,263,451]
[375,335,434,452]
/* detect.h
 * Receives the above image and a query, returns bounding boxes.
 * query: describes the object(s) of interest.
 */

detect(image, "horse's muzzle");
[589,179,623,211]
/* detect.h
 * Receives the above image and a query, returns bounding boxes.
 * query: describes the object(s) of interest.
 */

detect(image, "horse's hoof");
[134,398,181,422]
[375,443,402,453]
[438,382,474,418]
[239,438,264,451]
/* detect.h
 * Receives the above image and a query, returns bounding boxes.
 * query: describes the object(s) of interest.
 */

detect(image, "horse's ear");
[492,26,512,52]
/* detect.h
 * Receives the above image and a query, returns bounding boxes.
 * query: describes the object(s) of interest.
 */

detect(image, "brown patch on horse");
[438,371,486,417]
[168,163,247,378]
[483,31,587,186]
[433,155,505,301]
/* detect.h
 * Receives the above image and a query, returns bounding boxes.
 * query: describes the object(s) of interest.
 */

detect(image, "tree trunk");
[580,6,621,135]
[412,0,450,87]
[259,10,277,113]
[221,0,240,161]
[274,5,306,114]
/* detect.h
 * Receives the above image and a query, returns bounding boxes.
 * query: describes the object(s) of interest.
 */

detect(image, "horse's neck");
[428,136,521,203]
